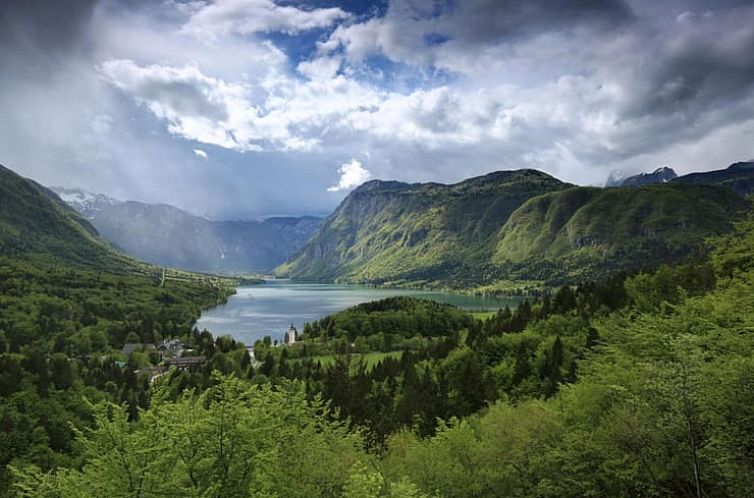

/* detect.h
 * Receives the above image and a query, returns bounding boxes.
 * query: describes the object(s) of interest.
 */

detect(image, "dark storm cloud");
[323,0,635,71]
[0,0,96,56]
[0,0,752,217]
[628,9,754,117]
[443,0,633,45]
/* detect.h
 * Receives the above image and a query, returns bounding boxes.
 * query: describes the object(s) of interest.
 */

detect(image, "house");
[283,323,298,345]
[167,356,205,371]
[158,338,185,359]
[136,365,166,382]
[159,338,185,351]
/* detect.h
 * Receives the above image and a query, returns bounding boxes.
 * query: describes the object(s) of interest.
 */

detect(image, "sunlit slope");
[278,169,751,287]
[276,169,569,283]
[495,184,750,265]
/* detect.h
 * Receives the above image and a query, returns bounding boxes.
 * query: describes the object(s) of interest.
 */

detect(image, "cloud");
[98,57,386,152]
[327,159,371,191]
[181,0,350,39]
[99,59,258,149]
[2,0,754,220]
[320,0,632,73]
[97,1,754,189]
[193,148,208,159]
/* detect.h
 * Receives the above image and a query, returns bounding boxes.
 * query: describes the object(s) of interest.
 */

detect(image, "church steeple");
[284,323,298,345]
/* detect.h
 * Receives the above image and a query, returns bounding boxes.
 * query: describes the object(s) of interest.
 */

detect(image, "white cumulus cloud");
[193,148,208,158]
[327,159,371,192]
[182,0,350,39]
[98,58,386,152]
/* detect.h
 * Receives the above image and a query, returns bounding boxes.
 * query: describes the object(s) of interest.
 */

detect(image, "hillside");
[277,169,752,288]
[0,164,135,268]
[276,169,569,284]
[494,184,749,280]
[0,165,236,492]
[672,161,754,197]
[54,189,321,272]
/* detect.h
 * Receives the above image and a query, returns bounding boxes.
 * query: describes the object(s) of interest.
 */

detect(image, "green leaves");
[13,376,362,498]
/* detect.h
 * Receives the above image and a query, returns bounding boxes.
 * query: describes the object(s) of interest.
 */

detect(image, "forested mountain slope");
[12,217,754,498]
[277,168,751,288]
[495,183,748,270]
[276,169,570,284]
[0,164,132,268]
[0,163,235,492]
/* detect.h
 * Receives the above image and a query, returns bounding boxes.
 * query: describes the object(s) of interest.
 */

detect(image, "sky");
[0,0,753,219]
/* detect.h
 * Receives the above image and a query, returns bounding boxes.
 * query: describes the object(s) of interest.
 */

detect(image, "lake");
[195,280,517,345]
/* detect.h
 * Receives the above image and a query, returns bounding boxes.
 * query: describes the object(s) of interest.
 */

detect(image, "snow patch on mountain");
[52,187,122,219]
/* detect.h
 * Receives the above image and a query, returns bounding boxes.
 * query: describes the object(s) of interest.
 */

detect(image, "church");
[283,323,298,345]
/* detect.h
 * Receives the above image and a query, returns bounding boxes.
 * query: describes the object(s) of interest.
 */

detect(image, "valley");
[196,280,518,344]
[2,160,754,498]
[3,1,754,496]
[54,187,321,272]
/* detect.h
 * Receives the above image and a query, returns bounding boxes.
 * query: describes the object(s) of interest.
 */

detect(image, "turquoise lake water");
[195,280,516,344]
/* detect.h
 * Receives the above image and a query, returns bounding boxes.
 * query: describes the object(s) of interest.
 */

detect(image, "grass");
[469,311,497,321]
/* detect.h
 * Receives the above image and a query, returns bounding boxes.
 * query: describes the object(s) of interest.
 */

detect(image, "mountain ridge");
[53,188,322,272]
[276,169,572,284]
[277,165,753,288]
[0,164,140,270]
[615,166,678,187]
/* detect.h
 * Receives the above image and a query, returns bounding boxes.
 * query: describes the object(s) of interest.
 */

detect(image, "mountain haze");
[53,187,122,218]
[54,189,321,272]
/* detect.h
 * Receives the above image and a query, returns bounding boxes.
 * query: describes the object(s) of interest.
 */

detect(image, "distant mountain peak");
[651,166,675,175]
[52,188,322,272]
[618,167,678,187]
[52,187,121,219]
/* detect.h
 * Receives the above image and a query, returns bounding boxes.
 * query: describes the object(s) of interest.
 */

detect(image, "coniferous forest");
[5,210,754,496]
[3,1,754,496]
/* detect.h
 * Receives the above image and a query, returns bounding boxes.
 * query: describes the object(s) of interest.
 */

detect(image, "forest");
[2,218,753,497]
[3,0,754,494]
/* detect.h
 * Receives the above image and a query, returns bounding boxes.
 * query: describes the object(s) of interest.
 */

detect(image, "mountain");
[672,161,754,197]
[494,184,748,281]
[276,169,570,284]
[52,187,122,218]
[0,164,107,266]
[608,161,754,196]
[613,166,678,187]
[0,165,136,268]
[54,192,321,272]
[277,169,752,288]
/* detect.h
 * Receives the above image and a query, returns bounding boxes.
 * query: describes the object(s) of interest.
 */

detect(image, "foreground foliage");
[8,213,754,496]
[12,377,366,498]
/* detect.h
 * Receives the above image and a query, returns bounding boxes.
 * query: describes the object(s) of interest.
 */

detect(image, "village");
[118,323,300,382]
